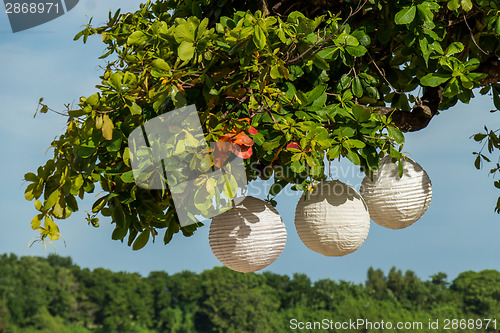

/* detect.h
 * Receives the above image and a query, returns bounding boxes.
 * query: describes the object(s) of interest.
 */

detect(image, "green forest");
[0,254,499,332]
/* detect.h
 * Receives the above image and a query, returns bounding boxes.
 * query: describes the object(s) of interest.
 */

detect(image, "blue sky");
[1,1,499,284]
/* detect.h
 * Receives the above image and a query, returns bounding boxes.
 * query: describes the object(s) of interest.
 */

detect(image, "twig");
[367,52,403,94]
[258,0,270,16]
[285,0,368,65]
[463,14,488,55]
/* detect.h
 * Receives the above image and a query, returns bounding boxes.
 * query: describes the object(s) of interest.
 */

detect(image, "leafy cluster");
[2,254,500,332]
[472,125,500,212]
[25,0,500,247]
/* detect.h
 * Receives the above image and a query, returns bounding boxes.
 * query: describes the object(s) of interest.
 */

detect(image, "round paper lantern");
[209,196,287,273]
[294,180,370,257]
[360,156,432,229]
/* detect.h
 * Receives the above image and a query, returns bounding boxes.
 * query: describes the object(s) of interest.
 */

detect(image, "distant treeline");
[0,254,499,332]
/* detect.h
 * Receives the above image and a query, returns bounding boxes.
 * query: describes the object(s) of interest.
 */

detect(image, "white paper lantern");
[360,156,432,229]
[294,180,370,257]
[209,196,287,273]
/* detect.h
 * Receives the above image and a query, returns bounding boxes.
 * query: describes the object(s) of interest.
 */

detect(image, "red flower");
[287,142,301,150]
[213,125,256,168]
[248,126,258,135]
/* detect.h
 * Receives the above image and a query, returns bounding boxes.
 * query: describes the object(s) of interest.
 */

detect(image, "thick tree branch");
[258,0,270,16]
[375,86,443,132]
[375,55,500,132]
[478,57,500,86]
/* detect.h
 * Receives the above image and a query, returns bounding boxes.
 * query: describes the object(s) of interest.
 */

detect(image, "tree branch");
[375,86,443,132]
[478,57,500,86]
[374,55,500,132]
[259,0,270,16]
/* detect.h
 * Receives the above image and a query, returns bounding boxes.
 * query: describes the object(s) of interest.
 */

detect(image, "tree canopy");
[25,0,500,248]
[1,254,500,332]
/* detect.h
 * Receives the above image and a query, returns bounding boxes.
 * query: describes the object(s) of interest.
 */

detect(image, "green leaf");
[352,77,363,97]
[92,195,108,213]
[417,3,434,22]
[262,139,283,151]
[152,58,171,71]
[102,115,114,140]
[196,17,209,37]
[443,78,461,97]
[388,126,405,144]
[24,172,38,182]
[461,0,473,11]
[474,154,481,169]
[112,200,126,229]
[127,31,148,46]
[351,105,371,122]
[352,30,371,47]
[395,6,417,25]
[129,102,142,115]
[447,0,460,11]
[86,93,99,106]
[253,25,266,50]
[493,91,500,110]
[307,85,327,102]
[24,184,34,201]
[133,230,150,250]
[345,45,367,57]
[78,145,95,158]
[43,189,60,211]
[337,33,359,46]
[337,74,351,91]
[31,214,43,230]
[123,148,131,167]
[178,41,196,61]
[66,195,78,212]
[44,216,60,240]
[328,145,341,159]
[304,154,317,169]
[474,133,487,141]
[420,72,451,87]
[109,73,122,90]
[445,42,464,56]
[106,134,122,152]
[68,109,87,117]
[71,175,84,195]
[312,54,330,70]
[344,139,366,149]
[121,171,136,183]
[346,149,361,165]
[270,65,282,79]
[112,226,128,240]
[173,20,196,43]
[290,160,305,173]
[464,58,480,72]
[164,217,179,245]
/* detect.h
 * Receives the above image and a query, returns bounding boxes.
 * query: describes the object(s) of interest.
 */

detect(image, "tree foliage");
[1,254,500,332]
[25,0,500,247]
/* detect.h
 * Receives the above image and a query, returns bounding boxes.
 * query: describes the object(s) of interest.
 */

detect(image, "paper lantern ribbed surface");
[209,196,287,273]
[294,180,370,257]
[361,156,432,229]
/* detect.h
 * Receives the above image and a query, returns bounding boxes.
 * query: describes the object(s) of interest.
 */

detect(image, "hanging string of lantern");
[360,156,432,230]
[294,180,370,257]
[208,157,432,273]
[209,196,287,273]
